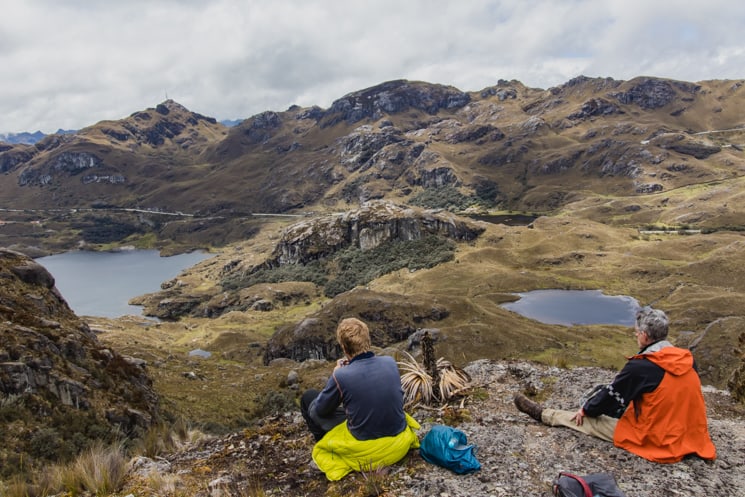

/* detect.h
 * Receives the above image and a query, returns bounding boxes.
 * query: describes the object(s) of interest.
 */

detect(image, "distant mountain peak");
[321,79,472,127]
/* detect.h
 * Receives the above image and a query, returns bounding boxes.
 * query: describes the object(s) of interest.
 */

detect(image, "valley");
[1,75,744,495]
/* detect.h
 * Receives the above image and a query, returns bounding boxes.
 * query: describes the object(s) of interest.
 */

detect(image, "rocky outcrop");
[0,146,35,173]
[263,200,485,267]
[651,133,721,159]
[567,98,624,120]
[263,288,450,363]
[0,249,160,470]
[238,111,283,145]
[18,151,103,186]
[337,125,407,172]
[121,99,219,147]
[444,124,505,144]
[320,80,471,127]
[610,78,700,110]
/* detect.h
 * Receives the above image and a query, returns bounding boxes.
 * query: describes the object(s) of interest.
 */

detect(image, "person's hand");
[572,408,585,426]
[334,358,349,370]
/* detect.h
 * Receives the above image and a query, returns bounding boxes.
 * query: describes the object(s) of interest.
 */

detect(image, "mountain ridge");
[1,75,745,492]
[1,76,743,224]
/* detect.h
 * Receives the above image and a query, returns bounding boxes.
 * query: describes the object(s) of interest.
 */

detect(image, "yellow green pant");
[541,409,617,442]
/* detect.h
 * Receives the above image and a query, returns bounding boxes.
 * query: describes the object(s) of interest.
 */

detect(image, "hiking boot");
[514,394,544,422]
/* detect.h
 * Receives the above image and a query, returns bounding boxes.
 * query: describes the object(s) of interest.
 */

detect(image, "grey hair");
[636,307,669,341]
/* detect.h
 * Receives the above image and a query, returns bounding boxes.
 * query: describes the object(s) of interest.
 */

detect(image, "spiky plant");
[398,351,434,407]
[436,357,472,401]
[358,460,389,497]
[397,352,472,408]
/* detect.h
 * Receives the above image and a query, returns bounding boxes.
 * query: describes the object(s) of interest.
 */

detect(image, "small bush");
[28,427,75,462]
[253,390,296,418]
[0,394,26,422]
[409,185,473,211]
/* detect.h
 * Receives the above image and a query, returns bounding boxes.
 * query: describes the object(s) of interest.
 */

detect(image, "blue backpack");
[419,425,481,474]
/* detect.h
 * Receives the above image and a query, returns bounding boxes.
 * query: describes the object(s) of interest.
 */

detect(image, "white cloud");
[1,0,744,133]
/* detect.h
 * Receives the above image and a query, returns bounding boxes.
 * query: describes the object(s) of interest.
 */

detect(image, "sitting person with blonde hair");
[300,317,419,480]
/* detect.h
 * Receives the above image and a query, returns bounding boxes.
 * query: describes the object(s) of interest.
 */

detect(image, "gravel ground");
[389,360,745,497]
[128,359,745,497]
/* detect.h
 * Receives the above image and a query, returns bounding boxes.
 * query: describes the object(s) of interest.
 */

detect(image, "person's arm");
[310,372,343,417]
[582,359,664,418]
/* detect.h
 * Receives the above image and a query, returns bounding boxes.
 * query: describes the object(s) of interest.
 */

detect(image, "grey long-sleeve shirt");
[310,352,407,440]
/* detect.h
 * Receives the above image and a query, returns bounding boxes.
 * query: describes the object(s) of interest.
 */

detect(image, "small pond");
[467,213,537,226]
[501,289,639,326]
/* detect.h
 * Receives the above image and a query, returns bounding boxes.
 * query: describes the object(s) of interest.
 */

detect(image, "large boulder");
[263,288,450,363]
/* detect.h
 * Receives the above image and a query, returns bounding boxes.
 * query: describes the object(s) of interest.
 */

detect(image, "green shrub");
[254,390,296,418]
[323,235,455,297]
[221,235,456,298]
[28,428,75,462]
[409,186,473,210]
[408,184,500,210]
[222,259,328,291]
[72,215,144,244]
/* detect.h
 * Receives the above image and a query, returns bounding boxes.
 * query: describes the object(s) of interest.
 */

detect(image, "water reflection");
[502,289,639,326]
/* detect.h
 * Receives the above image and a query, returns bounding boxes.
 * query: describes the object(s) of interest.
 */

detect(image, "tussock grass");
[61,440,128,496]
[134,419,188,458]
[358,461,390,497]
[2,422,201,497]
[145,470,180,495]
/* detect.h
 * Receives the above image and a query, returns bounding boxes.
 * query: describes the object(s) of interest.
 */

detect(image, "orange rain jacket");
[613,346,717,463]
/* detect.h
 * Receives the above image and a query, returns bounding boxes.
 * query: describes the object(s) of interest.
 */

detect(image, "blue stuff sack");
[419,425,481,474]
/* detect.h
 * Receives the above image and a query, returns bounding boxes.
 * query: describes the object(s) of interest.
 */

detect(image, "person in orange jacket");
[515,306,716,463]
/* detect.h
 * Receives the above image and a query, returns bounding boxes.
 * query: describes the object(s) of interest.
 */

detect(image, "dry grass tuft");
[56,440,128,496]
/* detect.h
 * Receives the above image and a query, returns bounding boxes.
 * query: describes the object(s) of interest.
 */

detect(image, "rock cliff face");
[610,77,700,109]
[264,200,485,267]
[0,249,160,473]
[18,150,104,186]
[138,201,483,321]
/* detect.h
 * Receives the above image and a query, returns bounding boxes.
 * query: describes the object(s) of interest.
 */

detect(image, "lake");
[37,249,213,318]
[502,289,639,326]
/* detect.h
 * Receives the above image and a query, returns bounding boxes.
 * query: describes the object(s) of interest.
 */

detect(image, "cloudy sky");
[2,0,744,134]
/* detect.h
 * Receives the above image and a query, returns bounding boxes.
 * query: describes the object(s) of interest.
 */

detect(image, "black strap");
[558,472,593,497]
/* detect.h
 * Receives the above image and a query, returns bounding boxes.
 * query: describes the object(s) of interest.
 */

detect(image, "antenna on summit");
[165,91,169,100]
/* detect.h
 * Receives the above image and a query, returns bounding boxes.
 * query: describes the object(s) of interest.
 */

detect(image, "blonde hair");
[336,317,371,357]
